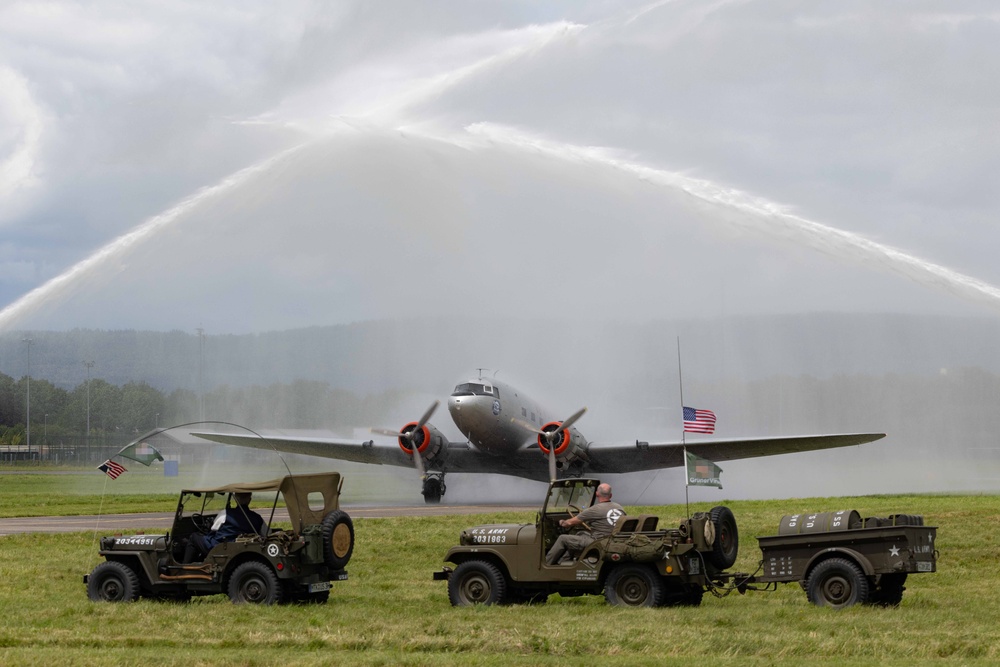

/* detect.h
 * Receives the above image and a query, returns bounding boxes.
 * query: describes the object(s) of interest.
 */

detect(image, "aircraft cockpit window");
[451,383,497,396]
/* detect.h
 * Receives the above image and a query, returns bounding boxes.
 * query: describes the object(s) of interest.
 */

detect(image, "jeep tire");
[87,561,140,602]
[604,564,664,607]
[228,561,283,605]
[449,560,508,606]
[707,505,739,570]
[321,509,355,570]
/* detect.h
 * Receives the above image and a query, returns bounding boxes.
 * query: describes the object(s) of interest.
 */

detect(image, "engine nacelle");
[398,422,449,466]
[537,422,588,469]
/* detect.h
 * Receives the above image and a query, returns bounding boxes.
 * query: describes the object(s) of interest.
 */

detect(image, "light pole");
[84,361,94,438]
[196,327,205,422]
[23,338,32,457]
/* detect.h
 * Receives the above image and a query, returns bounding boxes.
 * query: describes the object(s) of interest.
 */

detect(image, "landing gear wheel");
[605,564,664,607]
[806,558,870,609]
[448,560,508,606]
[227,561,283,605]
[707,506,739,570]
[422,474,446,504]
[87,561,140,602]
[321,509,355,570]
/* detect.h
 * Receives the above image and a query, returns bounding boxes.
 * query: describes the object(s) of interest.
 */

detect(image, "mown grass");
[1,474,998,666]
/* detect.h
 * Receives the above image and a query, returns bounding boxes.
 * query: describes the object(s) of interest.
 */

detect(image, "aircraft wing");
[191,431,883,482]
[584,433,886,474]
[190,431,554,481]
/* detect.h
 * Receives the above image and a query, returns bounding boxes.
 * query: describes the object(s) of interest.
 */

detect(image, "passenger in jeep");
[545,483,625,565]
[185,492,264,562]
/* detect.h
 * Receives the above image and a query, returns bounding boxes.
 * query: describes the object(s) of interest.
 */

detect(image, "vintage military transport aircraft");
[191,374,885,504]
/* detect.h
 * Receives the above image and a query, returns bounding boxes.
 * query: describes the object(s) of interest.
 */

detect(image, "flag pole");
[678,336,690,518]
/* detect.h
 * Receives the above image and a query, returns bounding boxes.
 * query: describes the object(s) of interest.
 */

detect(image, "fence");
[0,434,135,465]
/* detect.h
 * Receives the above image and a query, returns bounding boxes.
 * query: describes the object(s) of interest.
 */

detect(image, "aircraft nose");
[447,395,466,429]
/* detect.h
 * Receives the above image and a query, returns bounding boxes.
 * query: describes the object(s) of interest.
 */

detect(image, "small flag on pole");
[683,406,716,434]
[98,459,127,480]
[685,450,723,488]
[118,440,164,466]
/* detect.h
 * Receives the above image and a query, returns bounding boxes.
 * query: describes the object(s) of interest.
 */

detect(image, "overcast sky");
[1,0,999,333]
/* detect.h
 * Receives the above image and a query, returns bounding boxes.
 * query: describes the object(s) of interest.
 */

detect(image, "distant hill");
[2,313,998,393]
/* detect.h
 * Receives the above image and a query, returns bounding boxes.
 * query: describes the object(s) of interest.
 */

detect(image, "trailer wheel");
[605,564,664,607]
[806,558,870,608]
[87,561,140,602]
[449,560,508,606]
[869,573,907,607]
[707,506,739,569]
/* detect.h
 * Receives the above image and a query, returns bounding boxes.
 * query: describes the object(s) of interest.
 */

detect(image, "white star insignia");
[889,545,900,557]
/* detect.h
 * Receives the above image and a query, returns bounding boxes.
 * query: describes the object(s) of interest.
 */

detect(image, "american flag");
[683,407,716,434]
[98,459,127,480]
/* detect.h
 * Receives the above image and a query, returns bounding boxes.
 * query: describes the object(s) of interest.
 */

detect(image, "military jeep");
[434,478,739,607]
[85,471,354,604]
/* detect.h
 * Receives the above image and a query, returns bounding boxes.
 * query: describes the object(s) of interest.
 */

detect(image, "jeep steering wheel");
[191,513,211,534]
[565,505,592,532]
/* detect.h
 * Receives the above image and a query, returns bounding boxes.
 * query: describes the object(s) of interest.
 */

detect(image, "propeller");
[371,400,440,478]
[512,406,587,482]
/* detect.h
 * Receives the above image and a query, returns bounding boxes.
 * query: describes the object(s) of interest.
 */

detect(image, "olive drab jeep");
[434,478,739,607]
[434,478,939,609]
[85,472,355,604]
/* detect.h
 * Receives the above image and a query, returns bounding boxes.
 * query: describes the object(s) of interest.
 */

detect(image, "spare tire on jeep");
[321,509,355,570]
[706,505,739,569]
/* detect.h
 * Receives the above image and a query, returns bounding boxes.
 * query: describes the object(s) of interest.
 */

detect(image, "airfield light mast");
[84,361,94,438]
[23,338,32,457]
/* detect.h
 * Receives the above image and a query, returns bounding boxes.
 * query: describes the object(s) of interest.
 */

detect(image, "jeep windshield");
[543,480,598,514]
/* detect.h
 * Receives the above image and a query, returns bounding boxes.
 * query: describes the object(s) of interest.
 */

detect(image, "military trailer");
[85,472,354,604]
[730,509,937,608]
[434,478,937,608]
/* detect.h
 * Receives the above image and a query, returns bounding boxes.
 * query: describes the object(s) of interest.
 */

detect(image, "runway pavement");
[0,504,535,536]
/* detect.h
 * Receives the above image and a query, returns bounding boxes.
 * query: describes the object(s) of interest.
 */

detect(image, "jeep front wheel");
[605,564,663,607]
[87,561,140,602]
[448,560,508,606]
[228,561,283,605]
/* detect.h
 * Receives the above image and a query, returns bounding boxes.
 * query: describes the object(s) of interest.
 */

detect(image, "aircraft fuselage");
[447,378,550,455]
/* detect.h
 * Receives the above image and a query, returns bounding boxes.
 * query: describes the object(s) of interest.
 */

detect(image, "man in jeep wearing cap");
[545,482,625,565]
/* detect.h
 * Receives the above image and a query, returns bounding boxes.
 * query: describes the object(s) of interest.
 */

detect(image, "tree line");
[0,371,411,448]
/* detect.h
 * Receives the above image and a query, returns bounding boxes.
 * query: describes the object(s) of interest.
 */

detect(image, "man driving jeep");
[545,482,625,565]
[184,492,264,562]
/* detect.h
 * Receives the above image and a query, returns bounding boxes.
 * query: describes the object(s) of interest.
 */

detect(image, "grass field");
[1,472,998,666]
